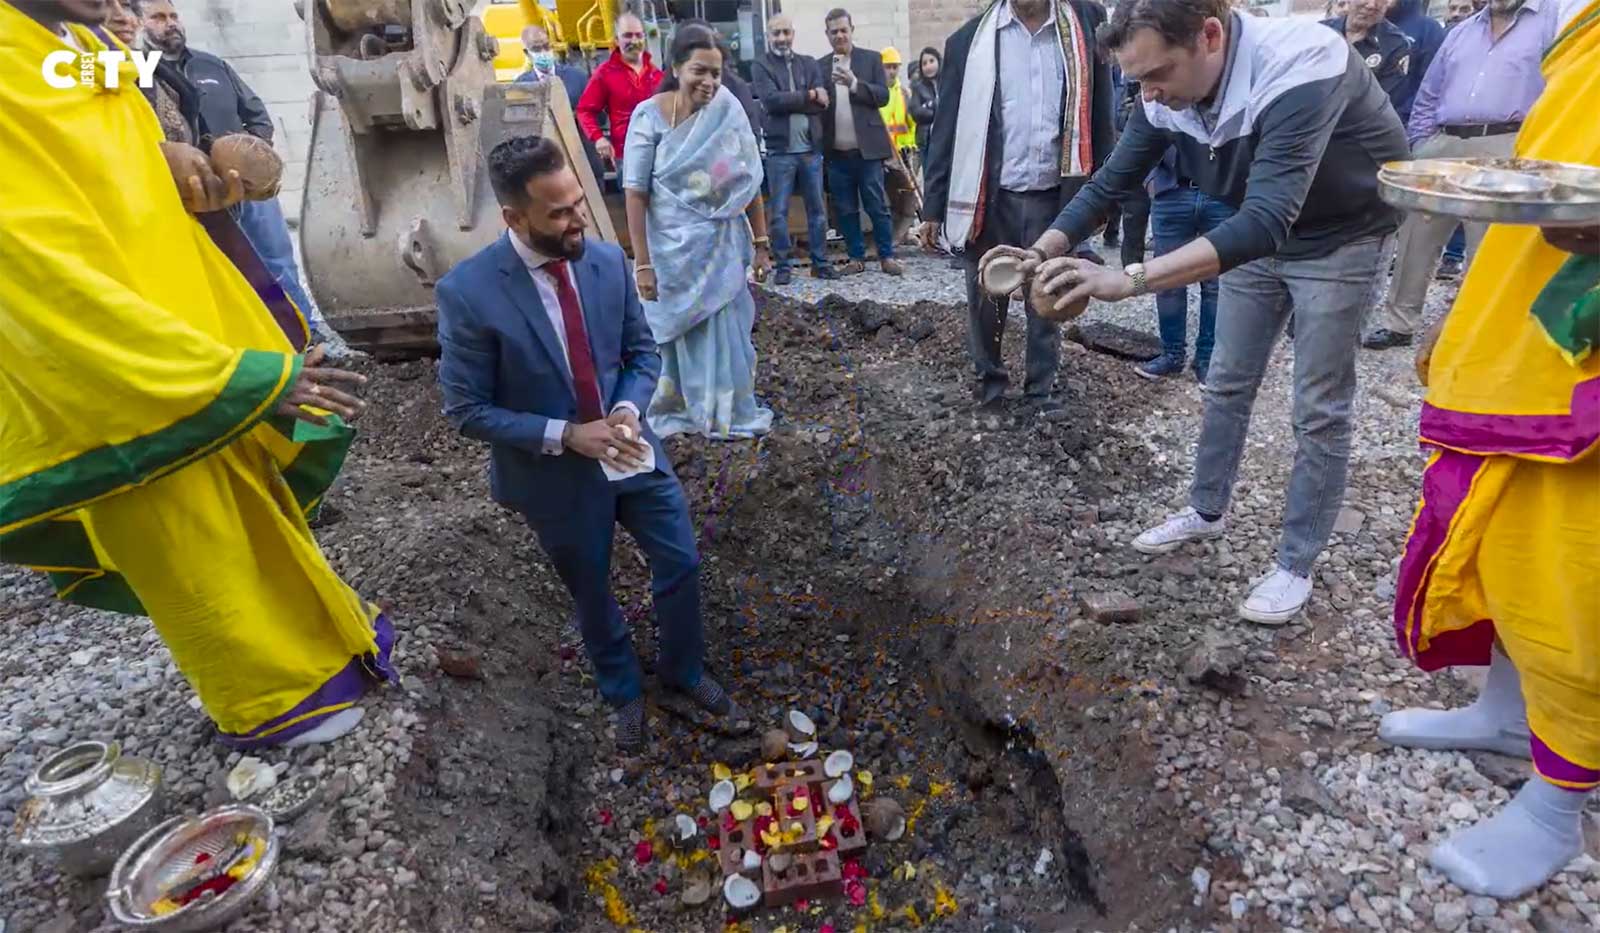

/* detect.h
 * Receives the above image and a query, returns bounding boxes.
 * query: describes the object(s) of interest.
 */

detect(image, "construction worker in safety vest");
[879,46,916,156]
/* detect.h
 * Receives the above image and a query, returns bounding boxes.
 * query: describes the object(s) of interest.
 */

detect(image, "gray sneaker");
[311,319,366,361]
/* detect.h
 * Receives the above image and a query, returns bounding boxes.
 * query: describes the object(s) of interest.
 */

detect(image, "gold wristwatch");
[1124,262,1149,297]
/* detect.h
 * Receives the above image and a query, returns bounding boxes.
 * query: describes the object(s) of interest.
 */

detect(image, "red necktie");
[545,260,605,423]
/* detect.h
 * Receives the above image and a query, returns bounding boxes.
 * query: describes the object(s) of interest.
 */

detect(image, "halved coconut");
[723,872,761,910]
[787,709,816,738]
[225,756,278,800]
[824,749,854,778]
[708,779,736,813]
[981,254,1026,297]
[787,740,818,759]
[863,797,907,842]
[675,813,698,841]
[827,774,854,804]
[760,729,791,762]
[741,848,762,873]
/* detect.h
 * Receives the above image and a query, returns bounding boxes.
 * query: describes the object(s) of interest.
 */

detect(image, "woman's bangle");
[752,236,770,246]
[634,263,654,273]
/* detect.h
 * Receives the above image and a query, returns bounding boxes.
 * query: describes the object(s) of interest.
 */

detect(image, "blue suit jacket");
[435,235,670,518]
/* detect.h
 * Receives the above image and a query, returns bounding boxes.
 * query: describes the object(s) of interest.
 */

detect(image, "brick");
[1079,589,1143,624]
[761,849,843,909]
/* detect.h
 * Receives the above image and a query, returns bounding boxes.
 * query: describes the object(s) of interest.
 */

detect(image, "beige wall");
[780,0,912,61]
[908,0,985,62]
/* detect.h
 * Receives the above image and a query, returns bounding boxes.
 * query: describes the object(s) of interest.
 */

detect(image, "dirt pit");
[315,291,1204,931]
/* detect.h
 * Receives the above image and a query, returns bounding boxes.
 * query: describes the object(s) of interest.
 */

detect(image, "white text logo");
[41,50,162,89]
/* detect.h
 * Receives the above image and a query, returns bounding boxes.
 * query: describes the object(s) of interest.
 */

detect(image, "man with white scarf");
[982,0,1410,625]
[920,0,1114,416]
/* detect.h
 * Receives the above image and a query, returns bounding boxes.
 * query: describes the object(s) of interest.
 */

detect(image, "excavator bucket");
[298,0,611,357]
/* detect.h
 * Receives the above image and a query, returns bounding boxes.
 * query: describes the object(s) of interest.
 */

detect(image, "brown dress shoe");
[880,258,905,276]
[837,259,866,275]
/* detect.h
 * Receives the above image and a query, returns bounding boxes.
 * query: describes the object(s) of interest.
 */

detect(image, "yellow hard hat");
[881,46,902,64]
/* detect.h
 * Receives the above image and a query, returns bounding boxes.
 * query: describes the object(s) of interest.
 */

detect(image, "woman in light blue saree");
[623,24,774,440]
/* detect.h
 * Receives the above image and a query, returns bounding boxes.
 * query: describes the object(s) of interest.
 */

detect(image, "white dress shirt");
[505,231,637,455]
[996,0,1066,192]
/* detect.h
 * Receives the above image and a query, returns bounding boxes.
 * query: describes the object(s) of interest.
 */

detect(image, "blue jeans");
[766,152,828,271]
[232,197,322,325]
[1150,185,1235,367]
[1443,224,1465,263]
[824,151,894,261]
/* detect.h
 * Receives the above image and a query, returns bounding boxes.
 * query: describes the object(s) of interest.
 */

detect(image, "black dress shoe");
[774,266,792,286]
[1362,328,1414,350]
[812,263,841,280]
[1435,257,1463,280]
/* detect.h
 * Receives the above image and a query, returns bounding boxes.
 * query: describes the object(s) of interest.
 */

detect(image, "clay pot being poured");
[1029,268,1092,322]
[209,133,284,201]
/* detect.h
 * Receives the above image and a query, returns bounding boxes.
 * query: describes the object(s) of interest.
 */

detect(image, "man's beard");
[151,27,186,54]
[527,227,585,260]
[1488,0,1524,11]
[771,41,792,57]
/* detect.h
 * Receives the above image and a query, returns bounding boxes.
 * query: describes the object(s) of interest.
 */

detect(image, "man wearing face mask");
[576,12,663,170]
[516,24,587,111]
[436,136,745,756]
[980,0,1410,625]
[1363,0,1562,350]
[753,13,837,285]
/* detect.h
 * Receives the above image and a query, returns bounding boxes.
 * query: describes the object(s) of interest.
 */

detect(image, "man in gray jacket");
[752,14,838,285]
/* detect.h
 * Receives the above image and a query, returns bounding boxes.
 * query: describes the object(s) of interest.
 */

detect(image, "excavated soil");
[320,290,1200,932]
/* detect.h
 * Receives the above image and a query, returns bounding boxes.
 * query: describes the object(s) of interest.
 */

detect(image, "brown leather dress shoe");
[880,258,905,276]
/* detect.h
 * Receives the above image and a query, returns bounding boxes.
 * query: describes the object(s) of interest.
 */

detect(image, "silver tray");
[1378,158,1600,228]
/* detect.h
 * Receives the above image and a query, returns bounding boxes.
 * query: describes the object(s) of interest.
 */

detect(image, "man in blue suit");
[435,136,744,754]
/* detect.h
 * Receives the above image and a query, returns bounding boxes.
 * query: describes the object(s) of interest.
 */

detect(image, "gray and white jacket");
[1052,12,1410,270]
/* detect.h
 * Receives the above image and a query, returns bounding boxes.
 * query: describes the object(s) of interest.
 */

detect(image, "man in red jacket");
[576,12,664,169]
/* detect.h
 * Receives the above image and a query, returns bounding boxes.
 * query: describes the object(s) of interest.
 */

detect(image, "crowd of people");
[1,0,1595,912]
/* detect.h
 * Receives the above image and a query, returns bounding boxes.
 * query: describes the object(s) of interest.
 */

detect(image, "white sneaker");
[1239,567,1312,625]
[1132,507,1225,554]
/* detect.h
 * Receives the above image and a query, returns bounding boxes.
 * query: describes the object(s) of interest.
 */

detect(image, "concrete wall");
[907,0,983,63]
[174,0,315,223]
[781,0,911,61]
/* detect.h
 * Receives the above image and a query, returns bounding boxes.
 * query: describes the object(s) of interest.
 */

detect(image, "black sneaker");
[1362,328,1414,350]
[1193,358,1211,387]
[1134,353,1185,380]
[1435,257,1463,280]
[812,263,841,280]
[774,266,792,286]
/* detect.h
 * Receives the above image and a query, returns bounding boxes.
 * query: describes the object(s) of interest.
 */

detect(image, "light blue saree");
[623,86,773,440]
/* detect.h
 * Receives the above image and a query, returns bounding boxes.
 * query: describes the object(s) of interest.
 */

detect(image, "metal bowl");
[1446,169,1556,198]
[106,805,279,932]
[1547,164,1600,194]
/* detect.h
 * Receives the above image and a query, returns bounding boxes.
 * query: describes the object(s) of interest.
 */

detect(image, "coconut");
[786,709,816,740]
[768,851,793,874]
[674,813,697,841]
[827,774,854,804]
[225,756,278,800]
[1029,273,1091,322]
[824,749,854,778]
[760,728,791,762]
[862,797,907,842]
[787,740,818,759]
[723,872,761,910]
[708,779,735,813]
[208,133,284,201]
[980,254,1026,296]
[741,848,762,873]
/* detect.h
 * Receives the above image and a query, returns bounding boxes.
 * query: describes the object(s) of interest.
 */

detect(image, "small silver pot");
[12,740,164,877]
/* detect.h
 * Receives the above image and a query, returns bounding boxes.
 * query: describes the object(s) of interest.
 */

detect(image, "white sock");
[1430,779,1589,899]
[1379,647,1531,758]
[281,707,365,748]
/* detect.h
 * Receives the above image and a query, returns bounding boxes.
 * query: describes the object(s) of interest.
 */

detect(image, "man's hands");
[160,141,244,213]
[1542,224,1600,257]
[595,136,616,166]
[808,87,830,108]
[976,245,1044,283]
[1031,256,1133,319]
[917,220,941,251]
[565,416,650,472]
[276,345,368,426]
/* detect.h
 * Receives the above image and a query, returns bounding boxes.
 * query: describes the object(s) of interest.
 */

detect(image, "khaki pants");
[1374,132,1517,335]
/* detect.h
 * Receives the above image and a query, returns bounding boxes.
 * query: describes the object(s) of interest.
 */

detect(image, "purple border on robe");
[1419,376,1600,462]
[1532,732,1600,789]
[1393,450,1495,670]
[196,210,309,351]
[217,613,398,750]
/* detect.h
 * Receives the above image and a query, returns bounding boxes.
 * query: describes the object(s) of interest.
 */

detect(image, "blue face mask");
[530,51,556,71]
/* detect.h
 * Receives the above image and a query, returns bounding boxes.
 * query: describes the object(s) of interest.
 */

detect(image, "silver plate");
[1378,158,1600,228]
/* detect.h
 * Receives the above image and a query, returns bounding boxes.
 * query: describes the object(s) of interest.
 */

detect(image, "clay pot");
[209,133,283,201]
[861,797,906,842]
[761,729,791,762]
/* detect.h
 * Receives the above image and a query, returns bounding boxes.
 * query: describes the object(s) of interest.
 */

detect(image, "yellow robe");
[1395,1,1600,789]
[0,9,391,747]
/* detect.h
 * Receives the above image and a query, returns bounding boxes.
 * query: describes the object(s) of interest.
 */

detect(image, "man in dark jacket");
[817,8,903,276]
[134,0,356,357]
[753,14,837,284]
[918,0,1115,414]
[1323,0,1414,116]
[1384,0,1444,124]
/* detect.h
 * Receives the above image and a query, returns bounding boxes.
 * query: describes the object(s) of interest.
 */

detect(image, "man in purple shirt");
[1363,0,1561,349]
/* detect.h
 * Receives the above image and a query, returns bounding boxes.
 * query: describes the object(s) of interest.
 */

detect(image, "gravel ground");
[4,235,1599,933]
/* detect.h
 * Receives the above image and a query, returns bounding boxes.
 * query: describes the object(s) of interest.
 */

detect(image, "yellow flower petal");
[730,800,754,822]
[712,762,733,782]
[857,770,874,789]
[791,793,809,813]
[817,814,835,835]
[734,772,753,791]
[756,801,773,817]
